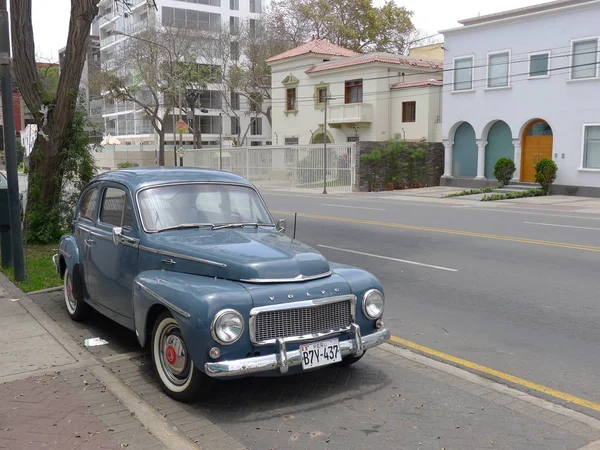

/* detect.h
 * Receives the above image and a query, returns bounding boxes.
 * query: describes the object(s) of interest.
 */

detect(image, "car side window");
[100,188,127,227]
[79,188,99,221]
[122,196,134,230]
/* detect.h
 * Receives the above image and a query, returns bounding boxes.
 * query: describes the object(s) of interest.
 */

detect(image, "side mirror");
[112,226,123,245]
[276,219,286,234]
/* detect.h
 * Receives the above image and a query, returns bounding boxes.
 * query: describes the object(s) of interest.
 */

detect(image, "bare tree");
[97,25,201,165]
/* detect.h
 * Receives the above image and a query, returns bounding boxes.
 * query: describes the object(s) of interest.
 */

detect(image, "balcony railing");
[328,103,373,125]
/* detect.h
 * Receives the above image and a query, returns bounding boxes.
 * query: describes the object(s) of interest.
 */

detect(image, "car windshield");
[137,183,273,232]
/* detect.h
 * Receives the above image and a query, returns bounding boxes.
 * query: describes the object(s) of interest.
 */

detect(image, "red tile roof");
[305,53,443,73]
[266,38,359,63]
[391,79,443,89]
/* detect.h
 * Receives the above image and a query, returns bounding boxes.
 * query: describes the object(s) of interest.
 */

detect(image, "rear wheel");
[63,268,88,321]
[151,311,212,402]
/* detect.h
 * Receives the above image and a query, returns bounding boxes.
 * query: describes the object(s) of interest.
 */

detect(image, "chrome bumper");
[204,324,390,378]
[52,254,59,274]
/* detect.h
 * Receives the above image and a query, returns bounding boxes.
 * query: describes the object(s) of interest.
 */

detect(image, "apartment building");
[96,0,270,149]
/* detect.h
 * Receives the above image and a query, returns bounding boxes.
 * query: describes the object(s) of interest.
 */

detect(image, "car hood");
[146,228,331,282]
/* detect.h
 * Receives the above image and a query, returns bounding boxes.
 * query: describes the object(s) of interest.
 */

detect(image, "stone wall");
[356,141,444,192]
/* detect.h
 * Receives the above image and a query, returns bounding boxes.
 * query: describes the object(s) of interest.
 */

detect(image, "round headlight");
[211,309,244,345]
[363,289,384,319]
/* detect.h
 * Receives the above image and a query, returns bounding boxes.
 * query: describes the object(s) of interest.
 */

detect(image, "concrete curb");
[381,343,600,431]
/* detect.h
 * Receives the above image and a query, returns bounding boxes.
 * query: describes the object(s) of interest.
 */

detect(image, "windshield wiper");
[212,222,262,230]
[156,223,214,233]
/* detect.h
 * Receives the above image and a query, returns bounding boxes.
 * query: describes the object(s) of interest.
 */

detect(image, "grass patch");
[443,187,496,198]
[0,244,62,293]
[481,188,545,201]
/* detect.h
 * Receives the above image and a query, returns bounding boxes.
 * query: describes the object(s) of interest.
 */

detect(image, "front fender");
[330,262,385,332]
[58,234,81,278]
[132,270,254,371]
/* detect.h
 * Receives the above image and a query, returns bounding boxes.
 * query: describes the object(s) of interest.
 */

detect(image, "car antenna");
[292,212,298,242]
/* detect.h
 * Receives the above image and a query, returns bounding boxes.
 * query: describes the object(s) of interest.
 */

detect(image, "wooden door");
[521,122,553,182]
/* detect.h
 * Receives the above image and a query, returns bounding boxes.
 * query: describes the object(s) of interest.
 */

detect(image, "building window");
[250,0,261,13]
[572,39,598,79]
[250,141,262,146]
[344,79,363,104]
[583,125,600,169]
[286,88,296,111]
[230,41,240,61]
[284,137,299,145]
[230,0,239,10]
[199,90,222,109]
[230,116,240,135]
[250,117,262,135]
[487,51,510,88]
[249,19,257,38]
[230,92,240,110]
[317,87,328,104]
[162,7,221,31]
[453,56,473,91]
[402,101,416,122]
[529,52,549,77]
[347,136,359,142]
[229,16,239,34]
[200,116,222,134]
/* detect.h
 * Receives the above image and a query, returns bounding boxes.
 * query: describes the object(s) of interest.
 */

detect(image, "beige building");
[267,39,444,146]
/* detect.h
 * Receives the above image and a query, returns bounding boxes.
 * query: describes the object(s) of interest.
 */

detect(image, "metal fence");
[187,144,356,193]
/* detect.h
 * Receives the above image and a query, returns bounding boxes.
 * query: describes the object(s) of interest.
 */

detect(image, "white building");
[267,39,443,146]
[96,0,271,151]
[440,0,600,195]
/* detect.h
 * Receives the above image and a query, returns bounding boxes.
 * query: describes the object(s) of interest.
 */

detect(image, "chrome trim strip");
[204,327,391,378]
[248,295,356,346]
[58,248,72,259]
[138,245,226,268]
[134,281,191,318]
[240,270,332,284]
[134,181,275,234]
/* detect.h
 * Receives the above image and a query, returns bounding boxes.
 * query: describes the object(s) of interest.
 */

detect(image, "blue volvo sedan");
[54,168,390,401]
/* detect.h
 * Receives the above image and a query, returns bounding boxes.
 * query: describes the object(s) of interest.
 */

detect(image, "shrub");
[493,158,516,187]
[117,161,137,169]
[534,158,558,195]
[481,188,545,201]
[443,187,495,198]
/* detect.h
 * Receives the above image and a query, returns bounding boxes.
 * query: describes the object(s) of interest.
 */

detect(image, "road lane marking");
[390,335,600,413]
[525,221,600,231]
[322,204,386,211]
[272,210,600,253]
[318,244,457,272]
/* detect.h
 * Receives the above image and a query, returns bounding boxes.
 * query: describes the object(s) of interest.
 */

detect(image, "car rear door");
[85,183,139,320]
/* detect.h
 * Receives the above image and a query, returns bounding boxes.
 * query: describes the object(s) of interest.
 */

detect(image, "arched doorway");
[452,122,477,177]
[485,121,513,179]
[521,120,553,182]
[310,132,332,144]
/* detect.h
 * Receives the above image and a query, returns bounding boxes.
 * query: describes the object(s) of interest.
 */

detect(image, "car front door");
[85,183,139,320]
[74,185,100,299]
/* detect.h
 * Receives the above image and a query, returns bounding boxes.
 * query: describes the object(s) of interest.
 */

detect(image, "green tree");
[269,0,414,53]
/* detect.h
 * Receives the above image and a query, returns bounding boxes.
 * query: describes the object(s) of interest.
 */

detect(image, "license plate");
[300,338,342,369]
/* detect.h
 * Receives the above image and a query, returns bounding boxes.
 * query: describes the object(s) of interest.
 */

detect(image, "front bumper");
[204,324,390,378]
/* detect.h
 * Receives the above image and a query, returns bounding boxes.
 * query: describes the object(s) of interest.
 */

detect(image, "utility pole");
[0,7,25,280]
[219,112,222,170]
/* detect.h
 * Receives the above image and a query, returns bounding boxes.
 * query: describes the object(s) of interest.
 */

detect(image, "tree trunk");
[158,130,165,166]
[10,0,99,242]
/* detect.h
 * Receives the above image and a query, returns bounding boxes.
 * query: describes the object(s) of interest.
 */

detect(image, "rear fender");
[132,270,254,370]
[58,234,84,301]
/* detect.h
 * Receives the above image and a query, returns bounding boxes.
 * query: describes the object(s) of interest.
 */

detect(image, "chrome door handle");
[84,238,94,246]
[161,258,176,265]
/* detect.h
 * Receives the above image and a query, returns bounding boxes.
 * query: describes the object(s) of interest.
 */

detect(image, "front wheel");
[151,311,211,402]
[64,268,89,321]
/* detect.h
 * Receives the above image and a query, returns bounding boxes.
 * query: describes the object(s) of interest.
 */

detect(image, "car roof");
[90,167,254,192]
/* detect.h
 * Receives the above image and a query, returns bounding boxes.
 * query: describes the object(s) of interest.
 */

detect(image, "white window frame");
[528,50,551,79]
[569,37,599,81]
[580,123,600,171]
[452,55,475,93]
[486,49,511,89]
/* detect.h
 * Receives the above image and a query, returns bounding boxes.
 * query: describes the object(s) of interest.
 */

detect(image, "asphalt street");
[260,191,600,412]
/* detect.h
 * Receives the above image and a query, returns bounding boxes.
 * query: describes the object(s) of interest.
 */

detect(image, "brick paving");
[31,290,600,450]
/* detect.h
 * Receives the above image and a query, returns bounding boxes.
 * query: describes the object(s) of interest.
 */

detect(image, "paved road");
[260,191,600,414]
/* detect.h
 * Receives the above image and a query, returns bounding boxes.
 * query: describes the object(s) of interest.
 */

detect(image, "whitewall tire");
[63,268,88,321]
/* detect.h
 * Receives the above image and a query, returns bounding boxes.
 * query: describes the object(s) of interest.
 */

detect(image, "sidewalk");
[0,274,179,450]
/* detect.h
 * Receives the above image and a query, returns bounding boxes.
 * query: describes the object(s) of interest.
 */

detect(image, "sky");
[28,0,546,62]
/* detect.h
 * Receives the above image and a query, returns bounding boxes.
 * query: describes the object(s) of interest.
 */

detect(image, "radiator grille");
[253,299,353,343]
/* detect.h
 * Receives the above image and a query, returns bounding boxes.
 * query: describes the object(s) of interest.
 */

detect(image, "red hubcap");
[166,345,177,365]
